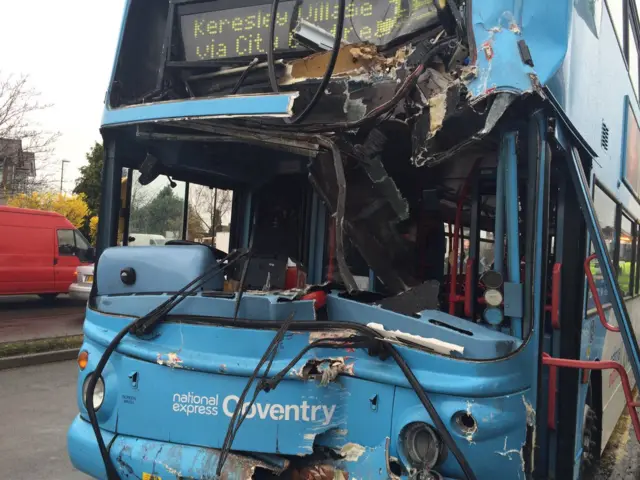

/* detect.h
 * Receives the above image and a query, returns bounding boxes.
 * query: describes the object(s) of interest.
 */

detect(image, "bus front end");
[67,0,597,479]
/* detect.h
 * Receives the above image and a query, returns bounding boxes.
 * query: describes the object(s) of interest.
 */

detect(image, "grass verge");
[0,335,83,358]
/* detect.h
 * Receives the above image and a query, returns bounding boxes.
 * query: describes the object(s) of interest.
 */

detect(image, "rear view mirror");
[86,247,96,263]
[138,153,161,185]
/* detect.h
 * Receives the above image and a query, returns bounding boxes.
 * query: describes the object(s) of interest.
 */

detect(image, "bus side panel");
[600,298,640,450]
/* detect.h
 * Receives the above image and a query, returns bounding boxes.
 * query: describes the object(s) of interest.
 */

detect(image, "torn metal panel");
[281,44,409,85]
[295,357,355,385]
[308,132,417,294]
[367,322,465,356]
[156,352,184,368]
[112,436,289,479]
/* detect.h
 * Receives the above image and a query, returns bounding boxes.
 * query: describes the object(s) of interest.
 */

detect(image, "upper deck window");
[629,19,640,93]
[623,98,640,199]
[607,0,624,47]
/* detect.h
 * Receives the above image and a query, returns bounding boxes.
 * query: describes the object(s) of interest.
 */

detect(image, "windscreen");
[178,0,438,61]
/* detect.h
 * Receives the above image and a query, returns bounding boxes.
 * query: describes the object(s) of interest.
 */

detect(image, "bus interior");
[103,99,557,364]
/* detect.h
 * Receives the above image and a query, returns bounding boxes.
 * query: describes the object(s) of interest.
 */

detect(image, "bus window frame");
[605,0,640,103]
[117,168,192,248]
[591,177,640,306]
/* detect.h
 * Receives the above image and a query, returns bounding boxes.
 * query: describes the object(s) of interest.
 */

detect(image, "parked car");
[0,206,94,300]
[69,264,94,302]
[127,233,167,246]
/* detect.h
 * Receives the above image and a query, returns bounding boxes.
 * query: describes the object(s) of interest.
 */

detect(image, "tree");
[189,186,233,237]
[187,205,207,241]
[74,142,103,217]
[0,72,60,195]
[8,192,90,228]
[89,216,99,244]
[129,185,183,237]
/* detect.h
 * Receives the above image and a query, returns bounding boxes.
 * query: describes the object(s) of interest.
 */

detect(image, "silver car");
[69,264,94,301]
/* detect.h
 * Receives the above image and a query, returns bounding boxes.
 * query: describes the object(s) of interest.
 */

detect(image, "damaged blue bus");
[68,0,640,479]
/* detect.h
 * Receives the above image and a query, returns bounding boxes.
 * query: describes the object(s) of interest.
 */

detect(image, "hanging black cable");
[230,57,260,95]
[232,210,257,321]
[196,316,478,480]
[258,37,455,133]
[84,250,247,480]
[216,312,296,475]
[267,0,345,124]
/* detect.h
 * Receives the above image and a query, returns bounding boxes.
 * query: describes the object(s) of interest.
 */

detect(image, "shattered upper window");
[178,0,439,61]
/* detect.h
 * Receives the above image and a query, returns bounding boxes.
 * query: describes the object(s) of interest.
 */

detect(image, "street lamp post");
[60,160,70,193]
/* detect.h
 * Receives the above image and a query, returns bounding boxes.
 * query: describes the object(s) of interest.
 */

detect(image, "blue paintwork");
[81,0,640,478]
[326,293,521,359]
[494,144,506,274]
[101,93,297,127]
[70,304,539,479]
[502,132,523,338]
[96,246,223,295]
[92,290,520,361]
[467,0,571,98]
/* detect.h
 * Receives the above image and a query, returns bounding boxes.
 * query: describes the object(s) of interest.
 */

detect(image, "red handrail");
[464,258,473,317]
[584,254,620,332]
[543,354,640,439]
[551,263,562,329]
[449,165,478,315]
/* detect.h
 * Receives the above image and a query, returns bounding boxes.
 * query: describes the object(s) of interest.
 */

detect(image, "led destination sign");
[180,0,438,61]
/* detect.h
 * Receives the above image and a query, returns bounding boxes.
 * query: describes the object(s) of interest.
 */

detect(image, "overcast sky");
[1,0,126,191]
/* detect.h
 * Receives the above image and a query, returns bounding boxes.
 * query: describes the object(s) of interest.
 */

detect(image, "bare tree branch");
[0,71,60,199]
[189,185,233,236]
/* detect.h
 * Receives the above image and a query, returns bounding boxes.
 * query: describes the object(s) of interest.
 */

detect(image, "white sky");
[1,0,126,191]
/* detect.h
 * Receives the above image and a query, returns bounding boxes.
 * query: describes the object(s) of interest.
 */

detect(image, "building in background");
[0,138,36,205]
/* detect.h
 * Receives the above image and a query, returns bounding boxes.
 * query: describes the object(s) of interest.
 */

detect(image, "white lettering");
[172,392,336,423]
[223,394,239,416]
[270,404,284,420]
[322,405,336,425]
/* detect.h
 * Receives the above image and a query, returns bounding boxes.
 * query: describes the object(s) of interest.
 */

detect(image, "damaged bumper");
[68,416,288,479]
[68,416,462,480]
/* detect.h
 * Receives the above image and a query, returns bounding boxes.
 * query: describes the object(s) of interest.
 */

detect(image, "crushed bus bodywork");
[67,1,566,479]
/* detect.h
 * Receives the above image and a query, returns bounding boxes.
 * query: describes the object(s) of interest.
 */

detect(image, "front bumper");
[69,415,294,479]
[68,416,461,479]
[68,283,91,301]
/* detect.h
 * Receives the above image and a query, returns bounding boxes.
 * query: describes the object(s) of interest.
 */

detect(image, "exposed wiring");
[230,57,260,95]
[267,0,346,124]
[207,315,477,480]
[216,312,296,475]
[250,37,455,134]
[232,211,256,321]
[217,330,378,475]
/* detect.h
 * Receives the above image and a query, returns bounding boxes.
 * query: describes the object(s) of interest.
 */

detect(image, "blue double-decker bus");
[67,1,640,479]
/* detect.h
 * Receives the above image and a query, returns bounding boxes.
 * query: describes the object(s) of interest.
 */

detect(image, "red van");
[0,206,94,300]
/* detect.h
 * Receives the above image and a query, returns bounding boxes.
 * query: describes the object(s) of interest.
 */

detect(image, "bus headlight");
[82,374,105,411]
[400,422,443,470]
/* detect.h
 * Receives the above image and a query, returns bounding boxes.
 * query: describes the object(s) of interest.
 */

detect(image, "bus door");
[541,144,640,478]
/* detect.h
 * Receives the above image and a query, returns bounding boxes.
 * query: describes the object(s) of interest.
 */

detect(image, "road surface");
[0,361,87,479]
[0,295,85,343]
[0,359,638,479]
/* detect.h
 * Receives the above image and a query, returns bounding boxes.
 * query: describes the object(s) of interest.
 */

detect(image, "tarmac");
[0,295,85,343]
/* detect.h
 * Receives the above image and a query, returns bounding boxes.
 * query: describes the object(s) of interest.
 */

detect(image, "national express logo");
[172,392,337,425]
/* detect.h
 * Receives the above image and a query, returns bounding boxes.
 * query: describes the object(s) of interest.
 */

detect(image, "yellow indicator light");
[143,474,162,480]
[77,350,89,370]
